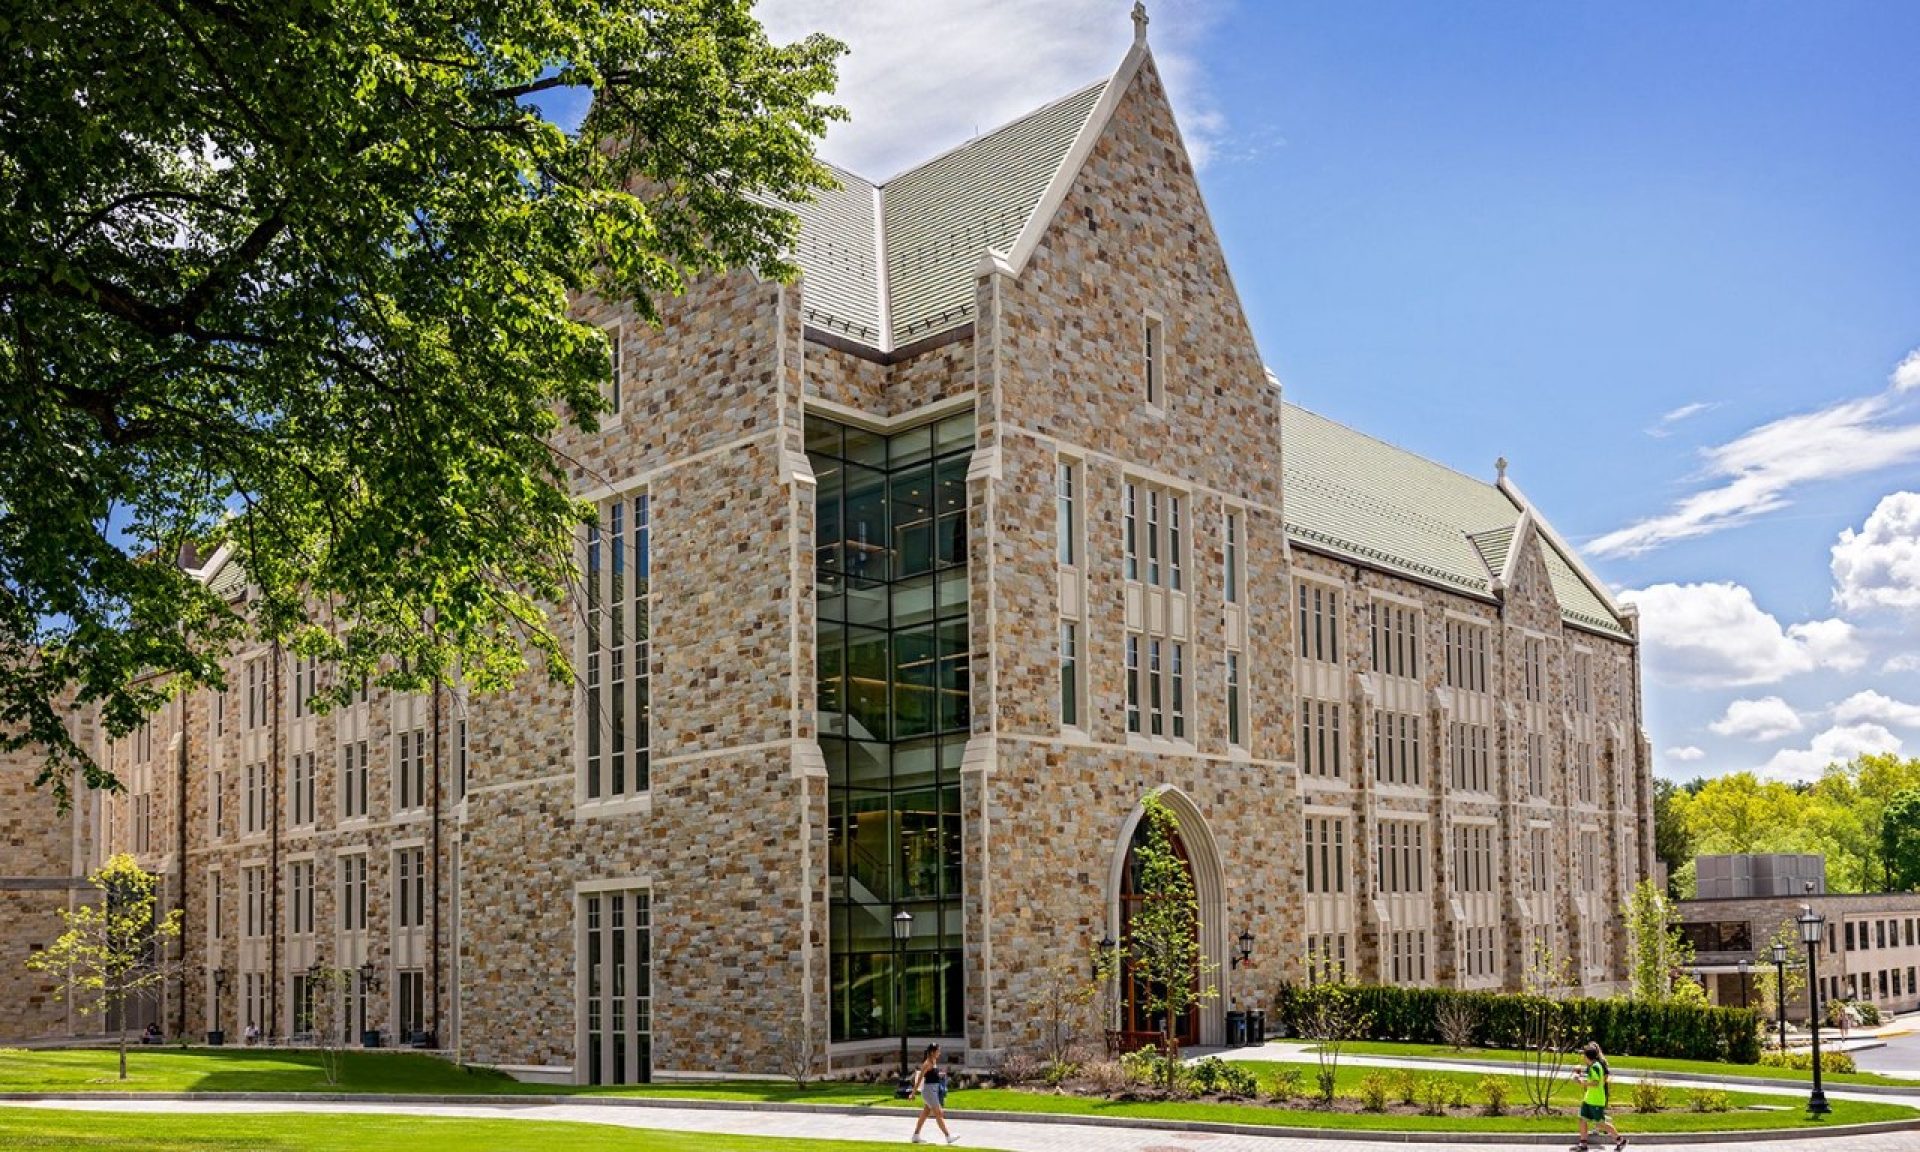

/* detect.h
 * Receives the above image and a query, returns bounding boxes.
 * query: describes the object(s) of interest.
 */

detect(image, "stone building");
[3,12,1651,1076]
[1681,856,1920,1021]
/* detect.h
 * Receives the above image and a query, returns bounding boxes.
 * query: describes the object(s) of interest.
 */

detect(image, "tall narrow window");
[456,717,469,800]
[340,853,367,932]
[581,888,653,1084]
[341,740,368,820]
[1297,583,1340,663]
[1226,651,1243,748]
[1060,621,1080,728]
[1055,460,1077,566]
[1123,483,1139,581]
[1125,635,1142,734]
[396,847,425,929]
[1224,511,1241,604]
[1143,315,1164,406]
[290,752,315,827]
[584,491,651,801]
[1167,496,1183,591]
[288,860,314,935]
[604,324,623,415]
[246,657,268,729]
[395,728,425,813]
[1146,490,1161,586]
[1170,642,1186,739]
[1147,638,1164,736]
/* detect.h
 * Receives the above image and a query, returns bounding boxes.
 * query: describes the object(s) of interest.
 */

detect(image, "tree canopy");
[1666,754,1920,894]
[1,1,844,801]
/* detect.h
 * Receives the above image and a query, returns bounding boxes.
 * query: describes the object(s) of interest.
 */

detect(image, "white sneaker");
[910,1137,925,1145]
[947,1138,960,1146]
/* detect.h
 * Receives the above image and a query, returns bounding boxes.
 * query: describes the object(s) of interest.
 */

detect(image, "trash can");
[1226,1010,1248,1046]
[362,1029,383,1049]
[1249,1010,1266,1045]
[206,1029,225,1046]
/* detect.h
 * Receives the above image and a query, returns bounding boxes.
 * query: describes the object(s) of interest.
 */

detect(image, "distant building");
[1679,854,1920,1020]
[1695,853,1826,899]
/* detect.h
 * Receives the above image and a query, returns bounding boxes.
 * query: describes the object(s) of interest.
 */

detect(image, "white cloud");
[1833,689,1920,729]
[1895,350,1920,394]
[1665,745,1707,762]
[1831,491,1920,613]
[759,0,1230,177]
[1761,722,1902,783]
[1590,349,1920,558]
[1708,696,1804,741]
[1645,401,1714,439]
[1887,653,1920,673]
[1619,582,1864,688]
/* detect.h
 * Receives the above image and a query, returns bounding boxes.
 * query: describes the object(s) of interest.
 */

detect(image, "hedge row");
[1273,983,1762,1065]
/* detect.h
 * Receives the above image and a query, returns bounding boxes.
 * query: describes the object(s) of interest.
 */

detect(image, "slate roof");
[786,80,1107,350]
[1282,405,1629,639]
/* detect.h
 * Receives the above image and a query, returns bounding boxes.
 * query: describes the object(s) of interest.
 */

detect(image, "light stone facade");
[2,21,1650,1076]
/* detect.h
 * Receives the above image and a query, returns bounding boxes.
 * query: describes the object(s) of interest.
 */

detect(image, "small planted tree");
[1752,919,1806,1045]
[1517,935,1574,1114]
[1126,794,1217,1090]
[1296,976,1367,1106]
[1624,878,1696,1003]
[27,854,183,1080]
[304,964,357,1085]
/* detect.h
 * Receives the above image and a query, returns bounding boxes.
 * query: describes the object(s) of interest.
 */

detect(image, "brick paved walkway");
[6,1096,1919,1151]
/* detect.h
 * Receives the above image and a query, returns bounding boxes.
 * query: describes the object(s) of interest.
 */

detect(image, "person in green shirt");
[1573,1041,1625,1150]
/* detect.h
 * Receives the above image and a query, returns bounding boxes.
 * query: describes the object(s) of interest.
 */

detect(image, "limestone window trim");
[602,320,624,419]
[575,483,652,810]
[1142,310,1168,413]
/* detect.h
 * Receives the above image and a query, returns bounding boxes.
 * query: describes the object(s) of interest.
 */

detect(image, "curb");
[1300,1052,1920,1100]
[3,1091,1918,1145]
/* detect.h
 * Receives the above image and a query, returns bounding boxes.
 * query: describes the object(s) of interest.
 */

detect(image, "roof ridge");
[1284,400,1511,496]
[864,77,1111,188]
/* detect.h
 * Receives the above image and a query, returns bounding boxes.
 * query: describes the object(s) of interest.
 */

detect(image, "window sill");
[574,792,654,821]
[1125,733,1196,754]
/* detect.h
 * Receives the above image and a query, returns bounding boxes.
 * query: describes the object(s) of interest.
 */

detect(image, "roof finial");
[1132,2,1149,44]
[1495,456,1508,481]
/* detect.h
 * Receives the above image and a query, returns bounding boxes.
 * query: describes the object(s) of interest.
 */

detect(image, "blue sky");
[625,2,1920,781]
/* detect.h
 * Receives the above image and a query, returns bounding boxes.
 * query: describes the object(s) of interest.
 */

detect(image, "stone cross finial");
[1132,2,1149,42]
[1495,456,1508,481]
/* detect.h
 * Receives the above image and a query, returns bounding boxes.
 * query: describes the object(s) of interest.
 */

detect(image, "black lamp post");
[1771,941,1790,1054]
[893,908,913,1095]
[1798,904,1830,1115]
[1737,958,1750,1009]
[1095,934,1116,979]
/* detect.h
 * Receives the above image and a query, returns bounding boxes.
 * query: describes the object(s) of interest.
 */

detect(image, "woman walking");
[1572,1041,1625,1151]
[910,1042,957,1145]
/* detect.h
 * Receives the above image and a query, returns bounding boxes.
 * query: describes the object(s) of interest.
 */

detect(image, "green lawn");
[1305,1040,1920,1088]
[0,1048,889,1102]
[2,1047,1914,1138]
[0,1108,937,1152]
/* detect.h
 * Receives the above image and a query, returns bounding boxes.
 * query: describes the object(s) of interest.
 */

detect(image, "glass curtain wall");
[807,413,972,1042]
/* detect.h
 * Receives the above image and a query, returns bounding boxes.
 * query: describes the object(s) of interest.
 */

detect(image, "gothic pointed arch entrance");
[1107,788,1228,1048]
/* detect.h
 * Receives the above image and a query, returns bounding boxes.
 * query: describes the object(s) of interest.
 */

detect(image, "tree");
[26,854,184,1080]
[1623,878,1695,1003]
[1294,977,1367,1106]
[1516,935,1574,1115]
[1750,918,1806,1044]
[1883,787,1920,892]
[303,963,357,1085]
[1,1,845,803]
[1125,794,1217,1089]
[1653,777,1695,898]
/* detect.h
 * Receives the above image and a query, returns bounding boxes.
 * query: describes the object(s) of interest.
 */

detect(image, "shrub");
[1273,981,1762,1063]
[996,1052,1044,1085]
[1268,1066,1304,1101]
[1855,1002,1882,1027]
[1079,1060,1131,1095]
[1436,999,1477,1050]
[1759,1049,1856,1074]
[1478,1075,1508,1116]
[1043,1060,1078,1087]
[1447,1081,1468,1109]
[1357,1071,1392,1112]
[1685,1088,1731,1113]
[1394,1068,1421,1105]
[1630,1077,1668,1113]
[1419,1076,1450,1116]
[1120,1046,1175,1088]
[1187,1057,1257,1098]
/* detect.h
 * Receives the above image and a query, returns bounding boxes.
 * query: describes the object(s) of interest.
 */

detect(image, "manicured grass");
[0,1108,930,1151]
[1307,1040,1920,1088]
[0,1048,892,1102]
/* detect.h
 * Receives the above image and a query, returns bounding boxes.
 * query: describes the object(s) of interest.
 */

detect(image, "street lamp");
[1770,941,1790,1054]
[1797,904,1830,1115]
[1737,958,1750,1009]
[1231,928,1255,970]
[1095,934,1116,979]
[893,908,913,1096]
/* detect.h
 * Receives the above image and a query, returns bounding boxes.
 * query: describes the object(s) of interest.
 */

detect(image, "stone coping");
[2,1091,1916,1145]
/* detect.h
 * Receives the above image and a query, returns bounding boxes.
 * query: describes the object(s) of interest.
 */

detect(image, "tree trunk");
[118,1027,128,1080]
